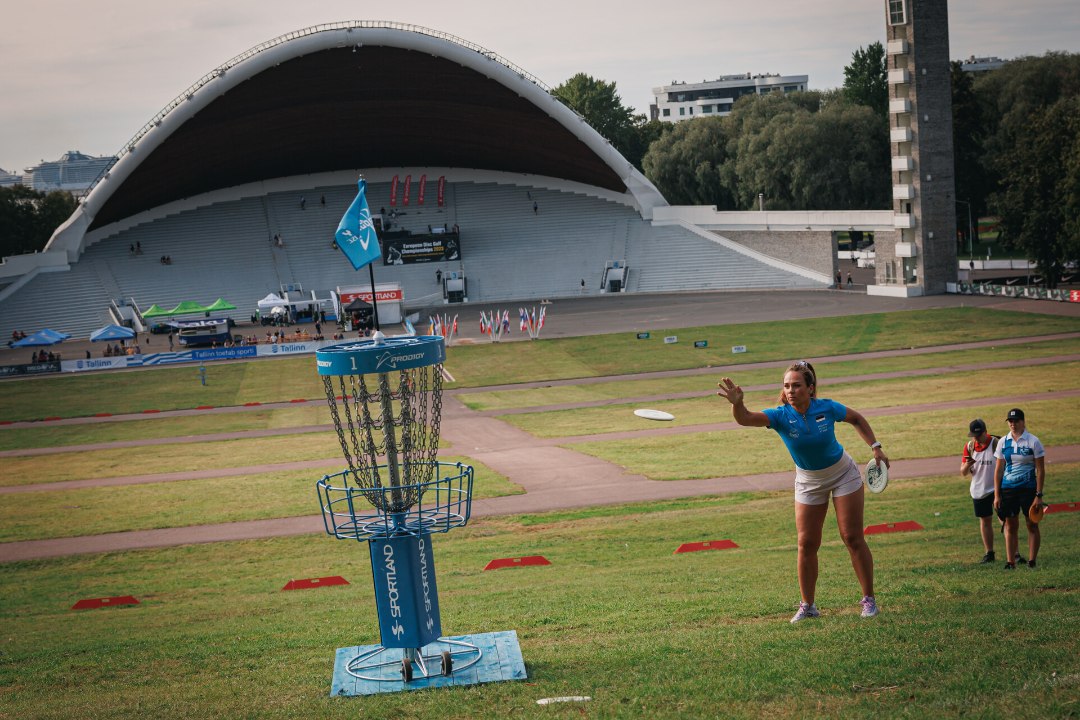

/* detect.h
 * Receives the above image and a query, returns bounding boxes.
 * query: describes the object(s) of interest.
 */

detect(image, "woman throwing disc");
[716,361,889,623]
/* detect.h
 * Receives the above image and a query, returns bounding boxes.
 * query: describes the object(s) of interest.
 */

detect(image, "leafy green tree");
[990,95,1080,286]
[552,73,653,170]
[726,92,889,210]
[0,186,76,258]
[969,52,1080,278]
[951,60,988,242]
[842,42,888,118]
[642,117,736,207]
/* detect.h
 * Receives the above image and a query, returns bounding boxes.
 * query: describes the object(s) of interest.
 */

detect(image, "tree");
[970,52,1080,278]
[842,42,888,119]
[951,61,988,239]
[726,92,889,210]
[0,186,76,258]
[990,95,1080,287]
[552,73,651,169]
[642,117,736,207]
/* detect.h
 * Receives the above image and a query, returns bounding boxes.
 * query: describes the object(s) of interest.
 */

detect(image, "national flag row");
[519,306,546,339]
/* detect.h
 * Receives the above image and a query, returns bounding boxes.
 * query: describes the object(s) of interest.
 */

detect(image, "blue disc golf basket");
[316,334,478,682]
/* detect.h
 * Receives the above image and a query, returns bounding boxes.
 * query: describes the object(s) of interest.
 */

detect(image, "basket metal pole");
[376,371,404,510]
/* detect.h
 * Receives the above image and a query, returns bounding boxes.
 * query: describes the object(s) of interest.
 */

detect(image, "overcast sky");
[2,0,1077,173]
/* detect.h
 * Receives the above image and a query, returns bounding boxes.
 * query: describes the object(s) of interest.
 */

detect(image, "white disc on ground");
[536,697,591,705]
[634,409,675,421]
[865,459,889,493]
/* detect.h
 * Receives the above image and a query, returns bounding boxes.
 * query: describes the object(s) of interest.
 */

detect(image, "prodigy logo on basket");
[375,351,424,371]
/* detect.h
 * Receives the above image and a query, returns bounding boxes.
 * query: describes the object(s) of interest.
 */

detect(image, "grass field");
[1,306,1078,718]
[1,470,1077,718]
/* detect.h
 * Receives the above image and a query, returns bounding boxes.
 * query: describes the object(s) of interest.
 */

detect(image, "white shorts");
[794,453,864,506]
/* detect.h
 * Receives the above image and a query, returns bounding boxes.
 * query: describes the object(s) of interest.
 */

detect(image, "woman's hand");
[716,377,743,406]
[872,444,890,469]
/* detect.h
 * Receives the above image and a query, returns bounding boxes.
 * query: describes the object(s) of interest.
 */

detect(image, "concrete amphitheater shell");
[46,22,668,260]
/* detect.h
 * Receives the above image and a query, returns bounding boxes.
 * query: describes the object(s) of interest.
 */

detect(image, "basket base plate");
[330,630,526,696]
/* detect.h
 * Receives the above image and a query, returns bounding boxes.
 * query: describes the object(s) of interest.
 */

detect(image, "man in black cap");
[993,408,1046,569]
[961,419,999,563]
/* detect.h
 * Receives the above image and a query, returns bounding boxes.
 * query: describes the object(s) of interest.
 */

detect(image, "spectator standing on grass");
[717,361,888,623]
[961,419,1000,563]
[994,408,1046,569]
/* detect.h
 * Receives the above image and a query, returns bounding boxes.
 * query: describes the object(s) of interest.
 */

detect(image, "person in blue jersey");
[993,408,1046,570]
[717,361,889,623]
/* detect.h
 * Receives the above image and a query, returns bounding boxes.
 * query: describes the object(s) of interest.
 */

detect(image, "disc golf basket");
[316,334,477,682]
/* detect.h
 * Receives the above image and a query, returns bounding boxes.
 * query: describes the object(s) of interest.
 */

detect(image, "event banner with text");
[382,233,461,265]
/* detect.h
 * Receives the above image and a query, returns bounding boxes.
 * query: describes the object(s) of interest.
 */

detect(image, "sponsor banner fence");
[58,342,333,373]
[0,361,62,377]
[257,341,328,357]
[382,234,461,265]
[951,282,1071,301]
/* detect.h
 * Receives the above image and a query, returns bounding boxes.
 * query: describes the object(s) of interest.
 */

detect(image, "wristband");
[870,441,882,450]
[1035,492,1043,498]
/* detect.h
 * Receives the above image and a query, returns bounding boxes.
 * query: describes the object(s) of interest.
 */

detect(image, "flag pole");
[368,262,381,332]
[333,175,384,334]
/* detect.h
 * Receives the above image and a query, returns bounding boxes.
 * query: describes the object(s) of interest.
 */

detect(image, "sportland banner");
[437,176,445,206]
[403,175,412,206]
[339,288,404,304]
[418,174,427,205]
[390,175,399,206]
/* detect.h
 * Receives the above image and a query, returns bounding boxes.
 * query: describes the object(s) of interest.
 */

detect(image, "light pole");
[956,200,974,258]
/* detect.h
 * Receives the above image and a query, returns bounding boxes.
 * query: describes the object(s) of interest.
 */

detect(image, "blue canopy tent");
[11,328,71,347]
[89,324,137,343]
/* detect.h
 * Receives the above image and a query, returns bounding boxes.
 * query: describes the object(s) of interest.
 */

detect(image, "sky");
[2,0,1077,173]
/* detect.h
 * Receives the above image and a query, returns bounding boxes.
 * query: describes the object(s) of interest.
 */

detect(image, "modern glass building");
[650,73,809,122]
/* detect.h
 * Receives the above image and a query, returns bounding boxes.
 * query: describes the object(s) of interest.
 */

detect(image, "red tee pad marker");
[72,595,139,610]
[675,539,739,554]
[44,416,63,422]
[0,420,12,425]
[244,402,262,406]
[289,399,307,403]
[282,576,349,591]
[141,409,160,414]
[484,556,551,571]
[1045,502,1079,514]
[93,412,113,417]
[196,405,215,410]
[864,520,923,535]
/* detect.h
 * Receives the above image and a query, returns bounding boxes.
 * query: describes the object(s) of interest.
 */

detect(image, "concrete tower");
[870,0,958,296]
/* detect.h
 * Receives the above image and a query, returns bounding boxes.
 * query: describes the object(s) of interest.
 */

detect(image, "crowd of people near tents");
[28,349,61,363]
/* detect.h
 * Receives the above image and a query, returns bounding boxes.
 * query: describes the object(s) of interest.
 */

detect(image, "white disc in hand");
[865,459,889,493]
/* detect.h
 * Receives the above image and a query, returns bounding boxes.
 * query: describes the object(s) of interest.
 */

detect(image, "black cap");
[968,419,987,437]
[1006,408,1025,422]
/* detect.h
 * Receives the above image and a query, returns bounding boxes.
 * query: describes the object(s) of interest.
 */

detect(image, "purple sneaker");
[860,595,879,618]
[790,601,820,624]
